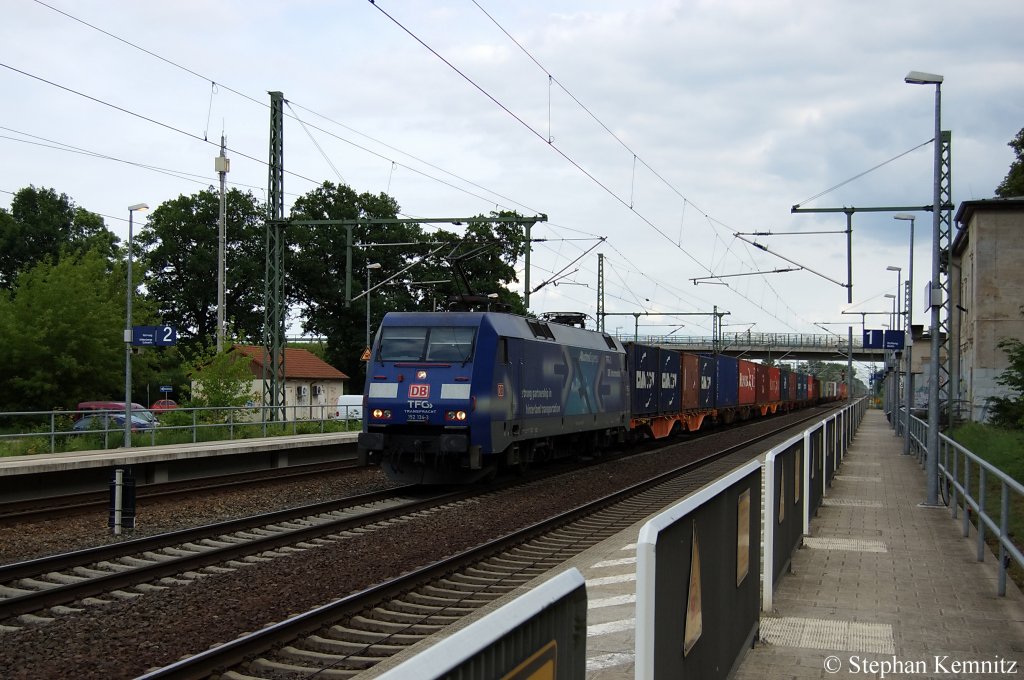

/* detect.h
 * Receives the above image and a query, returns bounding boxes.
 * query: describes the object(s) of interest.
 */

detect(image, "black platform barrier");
[807,423,825,522]
[765,435,806,602]
[373,568,587,680]
[635,459,761,680]
[821,420,838,489]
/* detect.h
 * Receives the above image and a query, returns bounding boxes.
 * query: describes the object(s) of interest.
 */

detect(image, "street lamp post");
[366,262,382,350]
[886,266,902,333]
[886,266,903,437]
[124,203,148,449]
[894,214,916,455]
[905,69,943,506]
[884,292,898,424]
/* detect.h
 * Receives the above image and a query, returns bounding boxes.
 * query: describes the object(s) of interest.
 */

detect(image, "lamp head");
[893,213,915,221]
[366,262,382,270]
[886,266,901,272]
[884,293,896,299]
[905,71,943,85]
[128,203,149,212]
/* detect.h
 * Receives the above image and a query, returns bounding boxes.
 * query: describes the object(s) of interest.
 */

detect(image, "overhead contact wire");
[368,0,714,277]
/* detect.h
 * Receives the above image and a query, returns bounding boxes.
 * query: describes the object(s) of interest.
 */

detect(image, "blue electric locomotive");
[358,311,630,484]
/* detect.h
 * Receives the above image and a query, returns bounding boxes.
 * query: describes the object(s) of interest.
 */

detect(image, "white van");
[334,394,364,420]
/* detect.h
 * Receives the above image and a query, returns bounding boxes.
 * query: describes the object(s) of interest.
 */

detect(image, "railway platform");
[0,432,359,500]
[551,409,1024,678]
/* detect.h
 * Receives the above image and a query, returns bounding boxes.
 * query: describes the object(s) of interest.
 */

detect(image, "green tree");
[988,338,1024,429]
[0,249,159,411]
[137,189,266,346]
[430,211,530,315]
[0,186,116,289]
[288,182,411,381]
[288,183,532,382]
[184,342,258,412]
[995,127,1024,199]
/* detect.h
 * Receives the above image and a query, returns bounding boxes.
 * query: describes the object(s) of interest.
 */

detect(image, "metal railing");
[0,404,363,456]
[609,331,882,354]
[897,406,1024,597]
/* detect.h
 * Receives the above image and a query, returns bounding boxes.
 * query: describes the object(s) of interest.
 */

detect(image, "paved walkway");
[735,409,1024,679]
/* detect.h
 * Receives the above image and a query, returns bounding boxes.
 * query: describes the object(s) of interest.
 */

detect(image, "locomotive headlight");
[372,408,392,419]
[445,410,467,421]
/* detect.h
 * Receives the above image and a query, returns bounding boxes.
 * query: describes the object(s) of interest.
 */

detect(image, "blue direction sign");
[883,329,905,350]
[863,329,884,349]
[160,385,173,393]
[132,325,177,347]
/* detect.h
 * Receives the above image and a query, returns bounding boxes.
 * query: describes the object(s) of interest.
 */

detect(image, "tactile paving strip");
[759,616,895,654]
[803,537,887,552]
[822,498,883,508]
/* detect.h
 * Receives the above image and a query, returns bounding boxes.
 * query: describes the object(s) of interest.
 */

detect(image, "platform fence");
[0,404,360,456]
[897,407,1024,597]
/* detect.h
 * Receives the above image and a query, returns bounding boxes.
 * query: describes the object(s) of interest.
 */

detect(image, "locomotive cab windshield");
[378,326,476,363]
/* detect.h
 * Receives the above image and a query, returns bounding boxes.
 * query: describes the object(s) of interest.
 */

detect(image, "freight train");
[357,311,846,484]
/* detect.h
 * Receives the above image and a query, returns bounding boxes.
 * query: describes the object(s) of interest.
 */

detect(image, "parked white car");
[334,395,364,420]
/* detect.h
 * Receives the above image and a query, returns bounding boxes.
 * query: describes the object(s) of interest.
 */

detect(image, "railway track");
[137,410,837,679]
[0,457,362,523]
[0,484,474,623]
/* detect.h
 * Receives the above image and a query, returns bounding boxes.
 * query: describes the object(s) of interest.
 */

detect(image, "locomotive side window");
[380,326,429,361]
[426,327,476,362]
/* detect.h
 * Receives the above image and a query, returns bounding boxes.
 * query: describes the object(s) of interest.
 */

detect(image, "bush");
[951,421,1024,484]
[990,338,1024,430]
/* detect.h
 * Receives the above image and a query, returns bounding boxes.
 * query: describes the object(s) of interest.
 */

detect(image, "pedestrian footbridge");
[614,331,886,362]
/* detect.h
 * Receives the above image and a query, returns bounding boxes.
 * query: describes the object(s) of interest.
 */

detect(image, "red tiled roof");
[233,345,350,381]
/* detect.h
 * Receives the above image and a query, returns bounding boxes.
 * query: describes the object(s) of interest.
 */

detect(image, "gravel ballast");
[0,409,836,679]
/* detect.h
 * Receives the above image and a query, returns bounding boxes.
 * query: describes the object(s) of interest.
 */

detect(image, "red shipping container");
[767,366,781,402]
[680,353,700,409]
[808,376,818,401]
[787,371,798,401]
[738,358,757,405]
[755,363,770,405]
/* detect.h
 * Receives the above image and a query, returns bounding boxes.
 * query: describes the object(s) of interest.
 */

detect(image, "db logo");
[409,384,430,399]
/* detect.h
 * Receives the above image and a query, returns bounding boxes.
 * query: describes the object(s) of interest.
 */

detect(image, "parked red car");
[77,401,159,425]
[150,399,178,414]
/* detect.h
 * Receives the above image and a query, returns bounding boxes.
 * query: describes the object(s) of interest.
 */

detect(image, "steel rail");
[0,485,454,619]
[0,457,363,523]
[139,409,835,679]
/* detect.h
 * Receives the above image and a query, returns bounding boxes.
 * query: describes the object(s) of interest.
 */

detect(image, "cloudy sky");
[3,0,1022,372]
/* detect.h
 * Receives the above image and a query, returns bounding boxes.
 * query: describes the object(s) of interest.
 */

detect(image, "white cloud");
[2,0,1022,373]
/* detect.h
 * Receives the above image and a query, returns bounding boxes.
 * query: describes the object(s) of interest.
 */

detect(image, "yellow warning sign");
[360,347,372,362]
[501,640,557,680]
